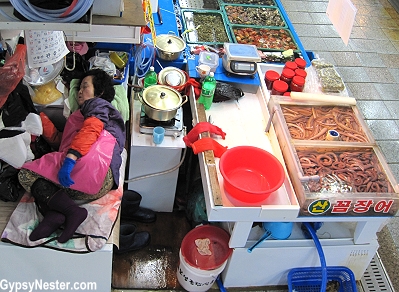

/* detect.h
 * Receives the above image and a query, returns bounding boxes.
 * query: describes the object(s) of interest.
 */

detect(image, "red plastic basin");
[219,146,285,203]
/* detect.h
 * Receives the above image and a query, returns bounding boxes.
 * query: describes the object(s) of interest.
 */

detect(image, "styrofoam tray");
[189,84,300,222]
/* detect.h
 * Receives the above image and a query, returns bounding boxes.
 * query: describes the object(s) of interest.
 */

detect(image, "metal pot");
[140,85,187,121]
[155,32,186,61]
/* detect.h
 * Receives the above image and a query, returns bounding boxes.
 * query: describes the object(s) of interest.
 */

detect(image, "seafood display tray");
[229,25,299,52]
[218,0,276,6]
[266,96,399,217]
[178,0,220,10]
[180,9,233,45]
[268,96,376,144]
[221,4,287,28]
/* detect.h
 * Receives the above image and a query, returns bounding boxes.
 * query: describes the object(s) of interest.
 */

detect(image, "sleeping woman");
[18,68,126,243]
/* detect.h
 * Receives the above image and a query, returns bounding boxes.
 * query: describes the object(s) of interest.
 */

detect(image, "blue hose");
[216,275,227,292]
[7,0,93,22]
[303,222,327,292]
[133,40,156,79]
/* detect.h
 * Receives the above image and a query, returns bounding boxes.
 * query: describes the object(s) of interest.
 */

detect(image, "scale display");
[230,61,257,74]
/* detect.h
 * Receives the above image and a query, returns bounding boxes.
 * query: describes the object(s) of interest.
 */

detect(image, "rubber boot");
[121,190,156,223]
[114,223,150,254]
[47,189,88,243]
[29,210,65,241]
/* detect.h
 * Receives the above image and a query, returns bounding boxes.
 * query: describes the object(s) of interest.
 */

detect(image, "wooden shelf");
[0,0,146,43]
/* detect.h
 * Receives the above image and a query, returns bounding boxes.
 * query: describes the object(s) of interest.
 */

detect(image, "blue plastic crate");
[288,266,358,292]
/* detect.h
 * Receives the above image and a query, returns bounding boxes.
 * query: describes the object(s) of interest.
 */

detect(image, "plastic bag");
[213,81,244,103]
[0,163,22,202]
[88,51,116,77]
[32,81,62,105]
[23,111,115,195]
[311,58,346,94]
[0,44,27,108]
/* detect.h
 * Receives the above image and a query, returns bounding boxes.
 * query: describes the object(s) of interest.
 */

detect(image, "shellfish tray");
[267,96,399,217]
[229,25,299,52]
[221,4,287,28]
[218,0,276,6]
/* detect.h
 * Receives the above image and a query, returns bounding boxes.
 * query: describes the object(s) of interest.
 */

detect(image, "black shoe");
[114,224,150,254]
[122,207,157,223]
[121,190,157,223]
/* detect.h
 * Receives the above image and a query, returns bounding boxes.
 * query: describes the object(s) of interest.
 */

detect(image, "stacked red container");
[272,80,289,95]
[280,68,295,86]
[290,76,305,92]
[265,70,280,90]
[294,57,307,69]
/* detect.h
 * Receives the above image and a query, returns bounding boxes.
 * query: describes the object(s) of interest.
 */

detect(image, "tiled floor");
[281,0,399,290]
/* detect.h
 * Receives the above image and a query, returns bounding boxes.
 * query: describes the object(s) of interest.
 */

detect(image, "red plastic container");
[290,76,305,92]
[272,80,288,95]
[284,61,297,71]
[181,225,232,270]
[265,70,280,90]
[295,68,307,79]
[294,57,307,69]
[280,68,295,85]
[219,146,285,203]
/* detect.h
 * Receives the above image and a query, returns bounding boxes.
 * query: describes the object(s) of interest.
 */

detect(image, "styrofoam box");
[268,95,376,144]
[221,238,378,287]
[92,0,124,17]
[267,96,399,217]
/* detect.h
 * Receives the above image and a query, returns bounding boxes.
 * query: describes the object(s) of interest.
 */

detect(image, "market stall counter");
[188,63,391,288]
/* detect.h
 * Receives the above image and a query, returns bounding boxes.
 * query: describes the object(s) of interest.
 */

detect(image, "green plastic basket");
[181,9,232,46]
[218,0,276,6]
[221,4,287,28]
[230,25,299,52]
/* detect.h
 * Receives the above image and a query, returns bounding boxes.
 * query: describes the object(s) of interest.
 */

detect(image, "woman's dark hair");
[80,69,115,102]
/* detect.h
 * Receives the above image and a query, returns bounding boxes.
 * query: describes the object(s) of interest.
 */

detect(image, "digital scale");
[222,43,261,76]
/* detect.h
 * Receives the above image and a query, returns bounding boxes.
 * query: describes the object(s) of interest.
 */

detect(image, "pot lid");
[156,34,186,53]
[142,85,182,110]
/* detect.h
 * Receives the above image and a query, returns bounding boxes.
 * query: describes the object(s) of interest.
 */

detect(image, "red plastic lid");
[292,76,305,86]
[295,68,307,78]
[265,70,280,81]
[281,68,295,79]
[283,92,291,96]
[273,80,288,92]
[284,61,297,71]
[295,58,307,69]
